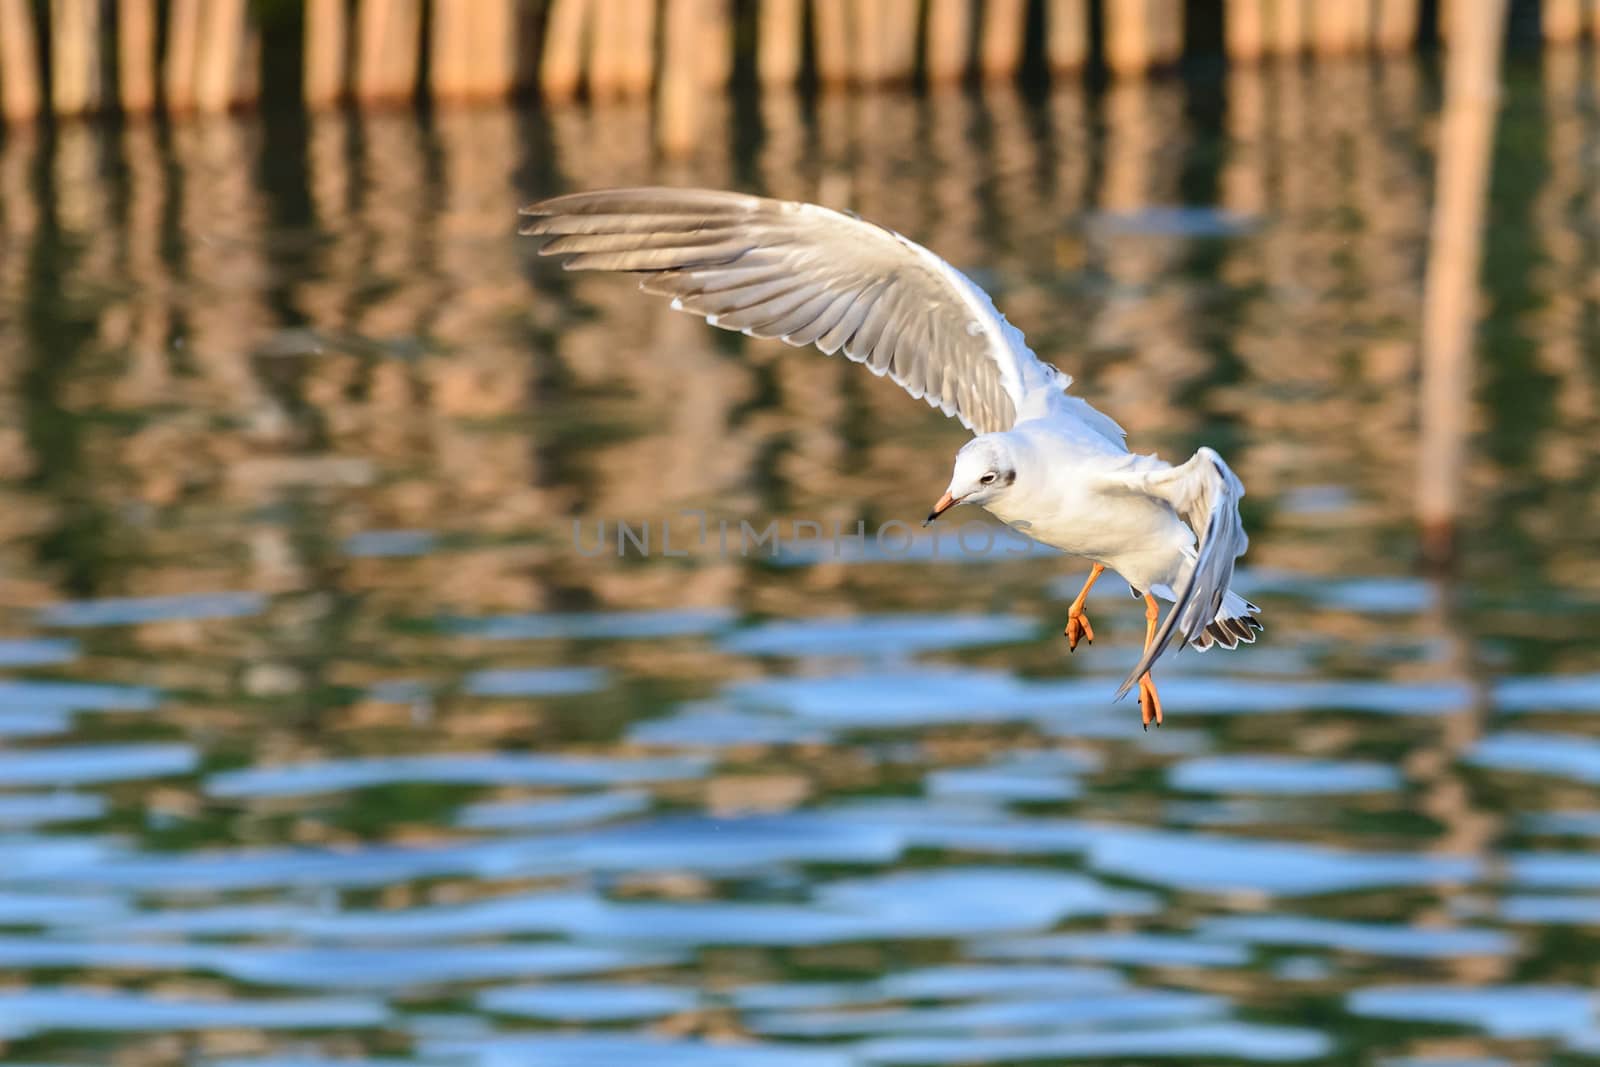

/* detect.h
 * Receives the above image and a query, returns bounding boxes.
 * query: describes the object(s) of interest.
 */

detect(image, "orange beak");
[923,491,961,526]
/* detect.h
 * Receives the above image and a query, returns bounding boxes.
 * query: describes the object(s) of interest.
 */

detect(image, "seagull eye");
[980,472,997,485]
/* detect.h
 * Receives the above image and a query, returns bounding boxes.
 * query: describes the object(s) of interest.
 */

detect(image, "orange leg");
[1063,563,1104,652]
[1139,593,1164,729]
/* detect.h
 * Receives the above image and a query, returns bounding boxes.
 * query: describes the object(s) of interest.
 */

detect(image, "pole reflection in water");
[1416,0,1508,567]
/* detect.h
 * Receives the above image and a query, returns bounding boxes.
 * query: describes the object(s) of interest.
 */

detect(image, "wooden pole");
[613,0,657,97]
[588,0,622,99]
[304,0,348,106]
[1226,0,1267,62]
[925,0,970,83]
[540,0,590,102]
[481,0,525,98]
[1544,0,1584,41]
[882,0,919,83]
[430,0,474,100]
[1416,0,1508,566]
[812,0,851,86]
[194,0,247,112]
[1310,0,1356,55]
[163,0,202,112]
[353,0,421,106]
[1047,0,1089,73]
[1374,0,1420,52]
[979,0,1028,81]
[854,0,886,84]
[51,0,103,115]
[431,0,518,100]
[757,0,803,86]
[1350,0,1375,49]
[698,0,732,91]
[303,0,347,106]
[1269,0,1305,57]
[658,0,701,154]
[0,0,42,121]
[1105,0,1153,76]
[119,0,158,113]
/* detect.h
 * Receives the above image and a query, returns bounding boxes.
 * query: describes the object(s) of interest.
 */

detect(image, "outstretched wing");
[1101,447,1250,699]
[520,186,1064,435]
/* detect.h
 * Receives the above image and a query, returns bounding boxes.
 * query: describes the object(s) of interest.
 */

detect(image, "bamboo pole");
[925,0,970,83]
[588,0,622,98]
[1047,0,1089,73]
[979,0,1028,81]
[1105,0,1154,77]
[1544,0,1583,41]
[1269,0,1305,57]
[883,0,920,83]
[163,0,202,111]
[658,0,701,154]
[119,0,158,113]
[430,0,474,99]
[854,0,886,84]
[353,0,421,105]
[1349,0,1374,48]
[758,0,803,86]
[303,0,347,106]
[194,0,247,112]
[0,0,42,122]
[51,0,102,115]
[614,0,657,96]
[540,0,590,102]
[698,0,732,91]
[1416,0,1508,567]
[1226,0,1268,62]
[812,0,851,86]
[1310,0,1357,55]
[477,0,524,98]
[431,0,518,100]
[1374,0,1420,52]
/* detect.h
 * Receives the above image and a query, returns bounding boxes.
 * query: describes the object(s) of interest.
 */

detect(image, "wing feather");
[520,186,1066,434]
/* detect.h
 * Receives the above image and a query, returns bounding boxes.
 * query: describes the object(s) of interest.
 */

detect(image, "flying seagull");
[520,187,1260,727]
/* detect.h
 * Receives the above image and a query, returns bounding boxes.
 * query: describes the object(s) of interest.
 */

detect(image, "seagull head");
[925,434,1020,525]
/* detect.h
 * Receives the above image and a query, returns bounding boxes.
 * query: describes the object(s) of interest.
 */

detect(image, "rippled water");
[2,47,1600,1066]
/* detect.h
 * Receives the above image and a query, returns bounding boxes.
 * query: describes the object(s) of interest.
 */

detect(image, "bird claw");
[1138,674,1163,729]
[1063,610,1094,652]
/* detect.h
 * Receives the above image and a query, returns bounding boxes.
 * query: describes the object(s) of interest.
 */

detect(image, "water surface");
[1,51,1599,1066]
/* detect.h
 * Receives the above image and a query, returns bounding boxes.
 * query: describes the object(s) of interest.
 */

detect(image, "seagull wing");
[520,186,1071,436]
[1098,447,1250,699]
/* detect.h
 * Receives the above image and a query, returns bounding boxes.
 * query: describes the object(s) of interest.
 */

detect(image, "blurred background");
[2,1,1600,1064]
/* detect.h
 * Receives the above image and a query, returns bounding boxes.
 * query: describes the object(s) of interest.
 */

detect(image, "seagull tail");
[1190,589,1264,652]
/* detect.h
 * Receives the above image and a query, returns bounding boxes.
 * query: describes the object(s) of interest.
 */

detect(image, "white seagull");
[521,187,1260,727]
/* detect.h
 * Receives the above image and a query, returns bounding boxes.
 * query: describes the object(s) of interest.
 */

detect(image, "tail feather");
[1191,590,1263,652]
